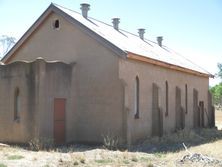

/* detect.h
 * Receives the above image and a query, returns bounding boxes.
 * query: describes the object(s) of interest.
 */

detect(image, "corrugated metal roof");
[54,4,211,75]
[54,4,212,76]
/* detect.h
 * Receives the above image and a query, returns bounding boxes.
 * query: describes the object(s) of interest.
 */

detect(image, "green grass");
[0,163,7,167]
[7,155,24,160]
[154,152,166,158]
[122,159,130,164]
[140,156,151,161]
[95,159,113,164]
[131,156,138,162]
[42,165,50,167]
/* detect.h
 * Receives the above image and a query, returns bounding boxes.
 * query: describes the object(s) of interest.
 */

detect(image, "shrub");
[7,155,24,160]
[28,137,54,151]
[102,133,119,150]
[0,164,7,167]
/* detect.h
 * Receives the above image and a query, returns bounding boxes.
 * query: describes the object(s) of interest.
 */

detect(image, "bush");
[102,133,119,150]
[28,138,54,151]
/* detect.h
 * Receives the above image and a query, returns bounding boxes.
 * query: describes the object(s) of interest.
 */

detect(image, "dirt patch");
[216,109,222,130]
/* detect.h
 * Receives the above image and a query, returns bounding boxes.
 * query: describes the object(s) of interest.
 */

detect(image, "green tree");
[210,63,222,106]
[210,83,222,106]
[217,63,222,79]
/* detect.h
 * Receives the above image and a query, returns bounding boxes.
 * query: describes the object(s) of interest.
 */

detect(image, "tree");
[210,63,222,107]
[210,83,222,106]
[217,63,222,79]
[0,35,16,57]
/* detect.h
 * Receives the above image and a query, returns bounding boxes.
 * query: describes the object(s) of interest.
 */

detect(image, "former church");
[0,3,215,145]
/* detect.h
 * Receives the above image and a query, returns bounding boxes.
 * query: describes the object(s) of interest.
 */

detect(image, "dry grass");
[216,109,222,130]
[0,110,222,167]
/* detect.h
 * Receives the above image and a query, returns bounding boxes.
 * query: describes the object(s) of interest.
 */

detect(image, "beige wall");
[0,61,40,143]
[6,12,124,144]
[2,11,210,145]
[119,59,209,144]
[0,59,74,143]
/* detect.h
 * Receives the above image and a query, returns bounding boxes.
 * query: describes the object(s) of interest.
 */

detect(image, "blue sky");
[0,0,221,85]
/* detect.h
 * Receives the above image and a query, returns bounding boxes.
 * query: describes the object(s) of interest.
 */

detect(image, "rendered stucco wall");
[2,10,211,145]
[5,12,124,144]
[0,59,74,143]
[0,60,40,143]
[119,59,209,144]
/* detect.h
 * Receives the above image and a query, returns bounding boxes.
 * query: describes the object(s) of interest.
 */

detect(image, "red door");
[54,98,66,144]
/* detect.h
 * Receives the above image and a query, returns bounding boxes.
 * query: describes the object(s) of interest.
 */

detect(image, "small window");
[14,88,20,121]
[134,76,140,119]
[185,84,188,114]
[53,19,60,29]
[165,81,168,116]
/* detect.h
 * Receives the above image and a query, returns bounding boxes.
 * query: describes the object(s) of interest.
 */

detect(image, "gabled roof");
[2,3,213,78]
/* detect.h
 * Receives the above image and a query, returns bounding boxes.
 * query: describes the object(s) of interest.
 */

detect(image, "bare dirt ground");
[0,110,222,167]
[216,109,222,130]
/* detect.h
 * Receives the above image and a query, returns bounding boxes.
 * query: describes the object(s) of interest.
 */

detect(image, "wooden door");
[54,98,66,144]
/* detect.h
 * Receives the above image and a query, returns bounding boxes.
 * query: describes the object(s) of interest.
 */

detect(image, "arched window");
[165,81,169,116]
[185,84,188,114]
[53,19,60,29]
[135,76,139,119]
[14,88,20,120]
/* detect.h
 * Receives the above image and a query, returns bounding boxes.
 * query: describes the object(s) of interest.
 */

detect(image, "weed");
[0,164,7,167]
[95,159,112,164]
[131,155,138,162]
[102,133,119,150]
[73,161,78,165]
[123,160,130,164]
[74,154,85,164]
[28,137,54,151]
[140,156,151,161]
[42,165,50,167]
[80,157,85,164]
[32,157,37,161]
[154,152,166,158]
[147,162,154,167]
[7,155,24,160]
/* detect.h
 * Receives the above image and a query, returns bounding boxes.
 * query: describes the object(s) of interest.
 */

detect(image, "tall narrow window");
[14,88,20,120]
[53,19,60,29]
[185,84,188,114]
[165,81,169,116]
[135,76,139,119]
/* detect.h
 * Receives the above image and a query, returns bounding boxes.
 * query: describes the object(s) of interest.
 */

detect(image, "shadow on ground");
[131,128,222,153]
[3,128,222,154]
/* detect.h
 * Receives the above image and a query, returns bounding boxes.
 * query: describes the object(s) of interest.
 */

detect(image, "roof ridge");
[52,3,156,43]
[2,3,212,77]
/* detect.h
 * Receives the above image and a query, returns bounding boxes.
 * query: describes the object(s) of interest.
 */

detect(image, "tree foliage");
[0,35,16,57]
[210,83,222,106]
[217,63,222,79]
[210,63,222,106]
